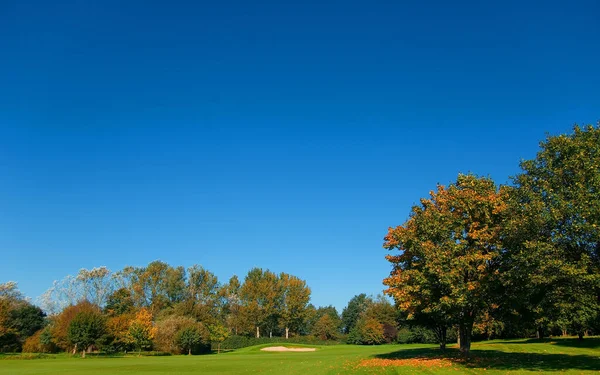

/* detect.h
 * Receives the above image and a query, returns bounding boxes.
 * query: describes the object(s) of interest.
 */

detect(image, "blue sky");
[1,0,598,312]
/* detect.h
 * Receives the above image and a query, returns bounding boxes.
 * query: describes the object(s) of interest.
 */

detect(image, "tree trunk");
[285,327,289,339]
[188,348,191,355]
[458,321,472,354]
[578,331,584,340]
[81,349,85,358]
[218,343,221,354]
[438,326,447,350]
[562,329,567,337]
[72,343,78,355]
[256,326,260,338]
[537,327,544,339]
[269,331,272,338]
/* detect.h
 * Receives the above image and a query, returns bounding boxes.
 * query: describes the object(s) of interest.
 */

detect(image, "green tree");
[67,311,106,357]
[362,296,398,343]
[208,323,230,353]
[341,294,371,334]
[181,265,220,323]
[105,288,135,316]
[128,261,186,314]
[154,315,197,354]
[279,273,311,338]
[306,305,341,336]
[9,304,46,342]
[508,124,600,339]
[220,275,243,335]
[348,316,385,345]
[312,314,339,340]
[0,282,24,352]
[175,325,207,355]
[49,300,101,352]
[239,268,281,338]
[384,174,507,353]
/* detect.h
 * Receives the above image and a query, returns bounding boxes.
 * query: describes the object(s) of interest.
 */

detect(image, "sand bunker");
[260,346,316,352]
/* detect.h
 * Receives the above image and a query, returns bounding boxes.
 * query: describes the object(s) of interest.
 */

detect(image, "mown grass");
[1,338,599,374]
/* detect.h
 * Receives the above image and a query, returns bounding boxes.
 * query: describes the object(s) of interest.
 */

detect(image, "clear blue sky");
[1,0,598,312]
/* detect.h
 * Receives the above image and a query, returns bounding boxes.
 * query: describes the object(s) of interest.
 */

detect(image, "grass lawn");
[1,338,599,374]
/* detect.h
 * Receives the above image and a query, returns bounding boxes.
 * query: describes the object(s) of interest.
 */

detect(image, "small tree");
[358,316,386,345]
[67,311,106,357]
[154,315,197,354]
[175,326,203,355]
[312,314,338,340]
[208,324,230,353]
[341,294,371,334]
[127,308,156,355]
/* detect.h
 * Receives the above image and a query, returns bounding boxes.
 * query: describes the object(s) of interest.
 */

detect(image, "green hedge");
[396,326,458,344]
[213,335,345,350]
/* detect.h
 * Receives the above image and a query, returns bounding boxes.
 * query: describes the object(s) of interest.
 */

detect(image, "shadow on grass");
[375,347,600,372]
[499,337,600,349]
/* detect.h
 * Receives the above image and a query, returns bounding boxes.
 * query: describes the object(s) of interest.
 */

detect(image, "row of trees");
[39,264,312,340]
[1,262,405,355]
[384,124,600,353]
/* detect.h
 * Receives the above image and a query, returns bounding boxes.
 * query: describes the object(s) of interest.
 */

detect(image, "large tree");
[278,273,311,338]
[181,265,220,323]
[384,174,507,353]
[9,304,46,341]
[239,268,281,338]
[508,124,600,339]
[49,300,101,352]
[220,275,243,335]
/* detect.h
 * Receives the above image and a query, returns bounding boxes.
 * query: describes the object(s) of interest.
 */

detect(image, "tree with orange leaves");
[127,308,157,355]
[384,174,507,353]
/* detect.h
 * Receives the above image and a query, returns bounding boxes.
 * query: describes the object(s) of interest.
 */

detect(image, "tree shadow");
[374,346,600,372]
[499,337,600,349]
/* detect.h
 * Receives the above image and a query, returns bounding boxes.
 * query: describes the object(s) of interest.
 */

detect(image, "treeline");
[384,124,600,353]
[0,263,403,356]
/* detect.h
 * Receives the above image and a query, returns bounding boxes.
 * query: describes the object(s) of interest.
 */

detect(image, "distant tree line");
[384,124,600,353]
[0,263,403,355]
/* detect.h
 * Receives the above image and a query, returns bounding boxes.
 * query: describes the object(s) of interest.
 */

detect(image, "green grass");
[1,338,599,374]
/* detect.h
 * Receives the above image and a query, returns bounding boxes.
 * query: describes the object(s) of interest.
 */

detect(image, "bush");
[346,316,386,345]
[0,332,21,353]
[382,323,398,343]
[22,333,42,353]
[397,326,436,344]
[155,315,210,354]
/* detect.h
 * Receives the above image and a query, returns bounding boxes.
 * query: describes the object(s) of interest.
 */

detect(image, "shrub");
[346,316,386,345]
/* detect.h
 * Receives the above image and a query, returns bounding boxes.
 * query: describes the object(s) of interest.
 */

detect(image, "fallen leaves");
[356,357,454,369]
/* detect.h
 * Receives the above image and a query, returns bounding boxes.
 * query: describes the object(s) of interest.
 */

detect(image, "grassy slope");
[1,338,599,375]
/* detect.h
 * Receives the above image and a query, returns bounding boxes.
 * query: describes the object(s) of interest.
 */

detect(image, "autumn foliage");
[384,174,507,352]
